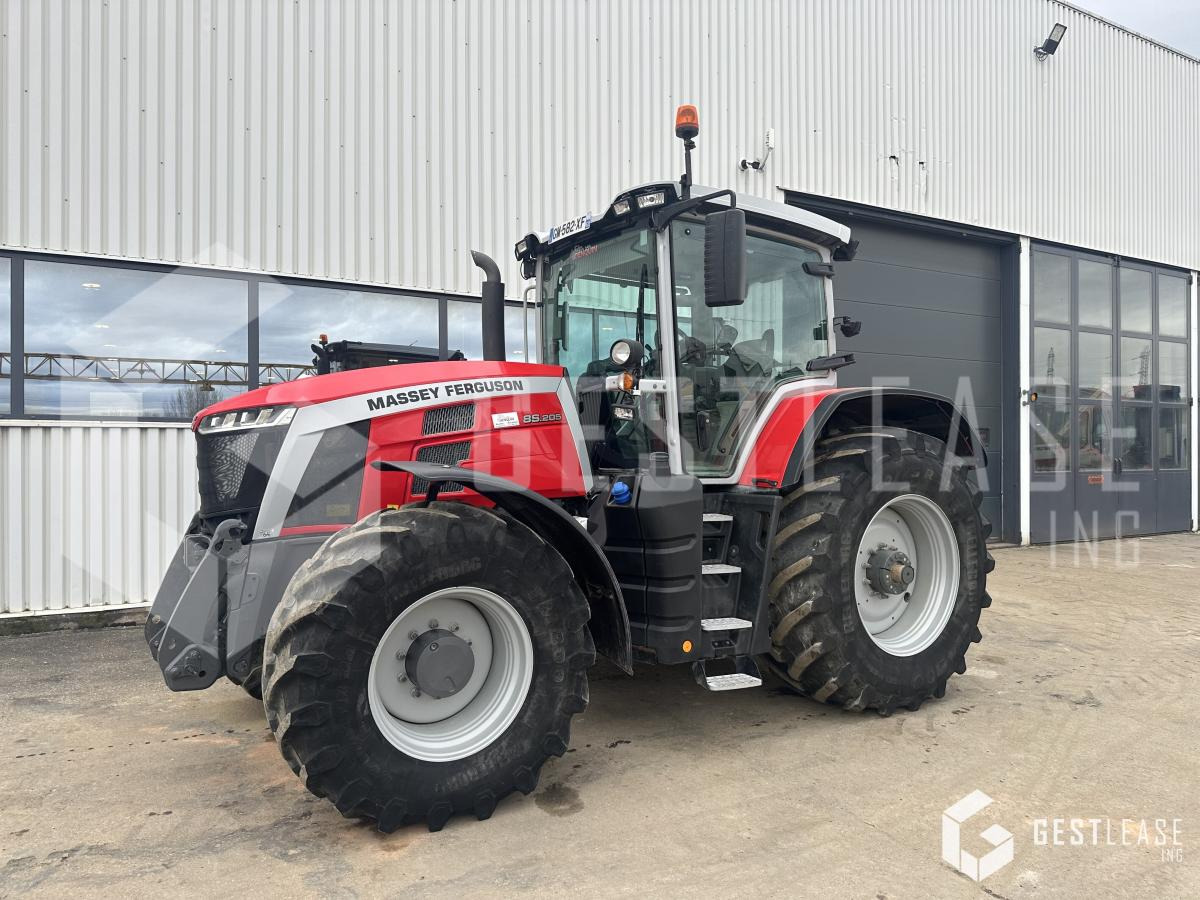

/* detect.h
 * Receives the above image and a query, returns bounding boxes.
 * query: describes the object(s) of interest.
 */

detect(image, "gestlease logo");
[942,790,1014,882]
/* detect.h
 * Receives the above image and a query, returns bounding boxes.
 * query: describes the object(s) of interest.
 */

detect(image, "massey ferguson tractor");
[145,107,992,832]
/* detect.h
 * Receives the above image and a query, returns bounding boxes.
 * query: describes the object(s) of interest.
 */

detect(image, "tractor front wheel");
[262,502,594,831]
[766,428,993,714]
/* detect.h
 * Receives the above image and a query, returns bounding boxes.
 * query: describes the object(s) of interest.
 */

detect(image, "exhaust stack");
[471,250,506,362]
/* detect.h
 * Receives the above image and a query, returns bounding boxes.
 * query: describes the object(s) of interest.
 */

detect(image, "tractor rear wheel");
[765,428,993,714]
[262,502,594,832]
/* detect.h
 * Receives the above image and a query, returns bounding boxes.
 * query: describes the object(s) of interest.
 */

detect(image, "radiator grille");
[411,440,472,495]
[195,426,287,526]
[422,403,476,435]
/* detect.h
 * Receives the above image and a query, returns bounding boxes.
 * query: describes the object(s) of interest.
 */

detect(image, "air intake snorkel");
[471,250,506,362]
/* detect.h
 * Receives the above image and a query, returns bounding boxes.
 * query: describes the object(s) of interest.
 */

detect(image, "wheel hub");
[865,547,915,596]
[405,628,475,699]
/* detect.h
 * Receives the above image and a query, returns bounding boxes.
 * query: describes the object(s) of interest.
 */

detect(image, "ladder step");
[701,617,753,631]
[702,563,741,575]
[703,512,733,523]
[704,672,763,691]
[693,656,763,692]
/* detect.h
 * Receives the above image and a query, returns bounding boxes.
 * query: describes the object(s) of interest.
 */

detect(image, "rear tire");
[765,428,993,714]
[262,502,594,832]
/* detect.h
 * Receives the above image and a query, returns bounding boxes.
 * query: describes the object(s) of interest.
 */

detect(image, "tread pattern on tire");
[765,427,991,715]
[261,501,594,832]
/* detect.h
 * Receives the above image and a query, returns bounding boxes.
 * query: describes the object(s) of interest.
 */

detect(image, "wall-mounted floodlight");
[1034,23,1067,60]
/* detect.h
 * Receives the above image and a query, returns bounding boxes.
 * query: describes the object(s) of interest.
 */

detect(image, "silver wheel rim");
[367,586,534,763]
[854,494,960,657]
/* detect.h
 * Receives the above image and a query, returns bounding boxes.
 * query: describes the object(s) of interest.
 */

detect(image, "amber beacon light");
[675,104,699,140]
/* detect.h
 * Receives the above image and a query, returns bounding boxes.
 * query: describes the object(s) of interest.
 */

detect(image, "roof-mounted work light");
[1034,23,1067,60]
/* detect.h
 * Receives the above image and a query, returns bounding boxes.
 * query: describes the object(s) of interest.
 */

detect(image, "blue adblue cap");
[610,481,632,505]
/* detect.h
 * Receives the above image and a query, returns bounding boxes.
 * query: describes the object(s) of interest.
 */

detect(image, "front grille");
[423,403,476,435]
[411,440,472,495]
[196,425,288,527]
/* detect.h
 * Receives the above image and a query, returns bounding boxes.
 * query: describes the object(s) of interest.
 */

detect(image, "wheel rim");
[367,586,534,763]
[854,494,960,657]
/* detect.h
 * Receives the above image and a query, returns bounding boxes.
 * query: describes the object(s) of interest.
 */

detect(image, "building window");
[1118,268,1152,334]
[23,260,248,419]
[1033,251,1070,324]
[1158,274,1189,339]
[258,282,439,384]
[0,258,10,415]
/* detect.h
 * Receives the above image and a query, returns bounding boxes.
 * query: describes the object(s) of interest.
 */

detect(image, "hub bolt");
[411,688,421,698]
[408,630,419,641]
[451,623,460,632]
[397,674,407,682]
[429,619,439,629]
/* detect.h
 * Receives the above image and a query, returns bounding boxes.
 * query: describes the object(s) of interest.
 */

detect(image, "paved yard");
[1,535,1198,898]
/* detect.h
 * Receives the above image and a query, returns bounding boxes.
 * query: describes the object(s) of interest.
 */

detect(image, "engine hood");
[192,360,566,429]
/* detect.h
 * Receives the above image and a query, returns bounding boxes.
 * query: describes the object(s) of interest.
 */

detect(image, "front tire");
[262,502,594,832]
[765,428,993,714]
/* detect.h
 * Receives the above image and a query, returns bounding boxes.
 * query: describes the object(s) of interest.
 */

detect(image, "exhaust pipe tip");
[471,250,507,362]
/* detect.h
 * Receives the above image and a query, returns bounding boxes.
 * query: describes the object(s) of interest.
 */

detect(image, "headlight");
[198,405,296,434]
[612,199,631,216]
[636,191,665,209]
[609,339,645,369]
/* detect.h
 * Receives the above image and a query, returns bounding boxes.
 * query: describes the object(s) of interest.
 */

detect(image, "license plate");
[548,213,591,243]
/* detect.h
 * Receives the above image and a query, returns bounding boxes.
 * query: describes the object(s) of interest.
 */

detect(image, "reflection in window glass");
[1033,252,1070,324]
[1077,260,1111,330]
[1159,407,1190,469]
[447,300,483,360]
[24,261,247,418]
[0,258,9,414]
[1159,341,1188,402]
[1033,327,1070,394]
[1119,268,1152,334]
[1117,405,1152,470]
[1077,331,1111,398]
[504,304,538,362]
[1031,398,1071,472]
[1158,274,1188,338]
[259,283,438,382]
[1119,336,1153,400]
[1076,404,1111,471]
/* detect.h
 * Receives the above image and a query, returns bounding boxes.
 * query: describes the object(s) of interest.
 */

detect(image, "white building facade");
[1,0,1197,617]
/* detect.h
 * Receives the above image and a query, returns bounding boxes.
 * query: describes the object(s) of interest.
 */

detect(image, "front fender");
[374,461,633,674]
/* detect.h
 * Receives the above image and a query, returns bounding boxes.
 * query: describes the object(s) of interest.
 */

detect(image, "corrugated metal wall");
[1,0,1197,296]
[0,422,196,615]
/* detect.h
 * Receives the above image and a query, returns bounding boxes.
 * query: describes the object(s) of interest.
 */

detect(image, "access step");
[692,656,763,692]
[702,512,733,523]
[701,563,741,575]
[700,617,752,631]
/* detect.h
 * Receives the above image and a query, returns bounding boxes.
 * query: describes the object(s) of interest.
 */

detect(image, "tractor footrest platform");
[700,617,752,631]
[692,656,762,692]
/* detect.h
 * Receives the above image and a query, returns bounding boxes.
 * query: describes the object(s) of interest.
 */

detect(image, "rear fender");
[375,461,633,674]
[780,388,987,491]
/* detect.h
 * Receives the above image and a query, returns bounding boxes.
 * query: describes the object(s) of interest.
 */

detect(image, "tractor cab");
[518,179,858,479]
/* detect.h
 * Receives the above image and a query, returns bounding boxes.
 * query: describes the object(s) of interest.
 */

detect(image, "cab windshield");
[540,228,659,380]
[541,228,666,468]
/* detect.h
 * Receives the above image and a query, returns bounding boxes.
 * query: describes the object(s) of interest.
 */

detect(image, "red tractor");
[146,108,992,832]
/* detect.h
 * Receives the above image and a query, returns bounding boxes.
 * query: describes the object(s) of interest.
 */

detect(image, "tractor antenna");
[675,104,699,200]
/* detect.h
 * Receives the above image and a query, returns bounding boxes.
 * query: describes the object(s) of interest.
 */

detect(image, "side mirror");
[703,208,746,307]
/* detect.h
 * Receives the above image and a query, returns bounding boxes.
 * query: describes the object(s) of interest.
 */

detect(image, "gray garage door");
[819,217,1010,537]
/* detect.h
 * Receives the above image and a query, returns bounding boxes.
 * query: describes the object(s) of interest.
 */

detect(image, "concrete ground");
[1,535,1198,899]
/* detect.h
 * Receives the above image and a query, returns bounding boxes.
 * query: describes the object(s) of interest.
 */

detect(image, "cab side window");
[671,221,830,476]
